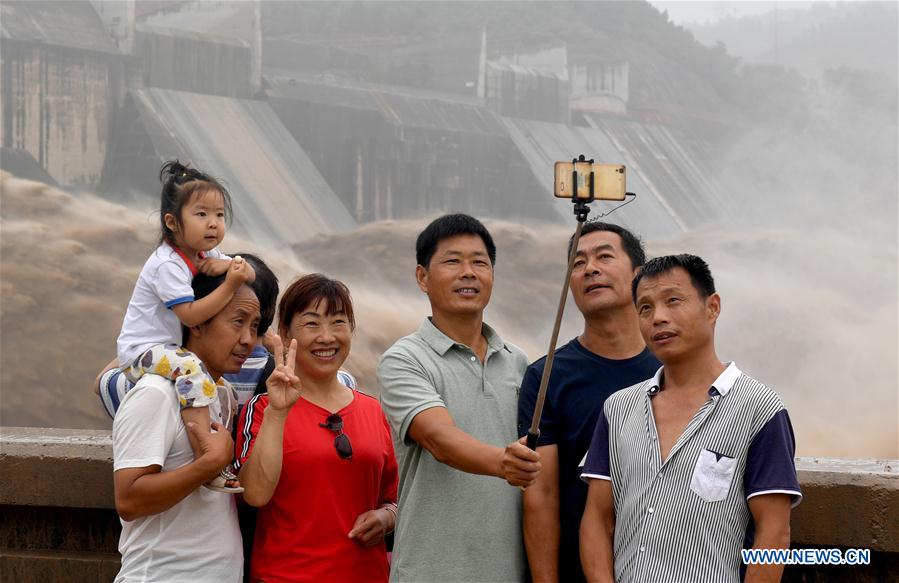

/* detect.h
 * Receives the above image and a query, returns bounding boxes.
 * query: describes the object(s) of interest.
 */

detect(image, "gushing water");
[0,172,895,458]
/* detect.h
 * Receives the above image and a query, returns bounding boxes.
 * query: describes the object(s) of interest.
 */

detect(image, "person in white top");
[112,272,261,583]
[98,160,254,492]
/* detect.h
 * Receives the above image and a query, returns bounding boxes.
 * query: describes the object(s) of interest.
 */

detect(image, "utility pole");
[252,0,263,96]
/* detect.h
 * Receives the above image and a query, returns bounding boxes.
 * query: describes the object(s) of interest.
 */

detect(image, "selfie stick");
[526,155,594,451]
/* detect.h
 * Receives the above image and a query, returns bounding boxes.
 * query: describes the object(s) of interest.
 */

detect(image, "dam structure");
[3,0,728,244]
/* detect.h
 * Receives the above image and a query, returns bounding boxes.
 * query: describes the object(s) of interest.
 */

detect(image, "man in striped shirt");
[580,254,801,583]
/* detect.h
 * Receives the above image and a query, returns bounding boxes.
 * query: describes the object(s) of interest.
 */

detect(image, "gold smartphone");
[554,162,626,201]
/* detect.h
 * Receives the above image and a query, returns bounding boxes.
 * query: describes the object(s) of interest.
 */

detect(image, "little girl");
[102,160,254,493]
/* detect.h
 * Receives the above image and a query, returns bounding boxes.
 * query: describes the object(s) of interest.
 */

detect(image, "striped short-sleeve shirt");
[581,363,802,583]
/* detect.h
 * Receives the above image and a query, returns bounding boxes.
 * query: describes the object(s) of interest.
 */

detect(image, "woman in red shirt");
[235,274,398,583]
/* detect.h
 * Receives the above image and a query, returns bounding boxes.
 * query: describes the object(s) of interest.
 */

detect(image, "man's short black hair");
[631,254,716,303]
[568,221,646,268]
[416,213,497,267]
[235,252,279,334]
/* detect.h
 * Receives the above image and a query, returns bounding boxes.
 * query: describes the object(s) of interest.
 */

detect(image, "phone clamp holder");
[569,154,594,224]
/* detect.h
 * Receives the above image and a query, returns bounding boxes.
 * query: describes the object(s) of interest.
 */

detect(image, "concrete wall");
[134,27,252,98]
[0,43,117,187]
[266,93,553,224]
[0,429,119,581]
[570,61,629,114]
[484,63,570,123]
[1,427,896,582]
[570,93,628,116]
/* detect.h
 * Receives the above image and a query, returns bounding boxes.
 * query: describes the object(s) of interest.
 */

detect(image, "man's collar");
[418,317,509,356]
[418,318,455,355]
[646,362,742,397]
[646,367,664,395]
[710,362,742,396]
[482,323,508,353]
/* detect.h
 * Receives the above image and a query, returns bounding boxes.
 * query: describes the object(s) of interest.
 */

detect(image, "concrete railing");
[1,429,120,582]
[1,427,897,582]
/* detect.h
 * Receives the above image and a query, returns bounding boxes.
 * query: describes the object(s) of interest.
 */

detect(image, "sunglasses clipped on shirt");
[319,413,353,460]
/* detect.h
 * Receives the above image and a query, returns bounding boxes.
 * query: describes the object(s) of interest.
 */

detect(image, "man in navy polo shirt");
[517,222,660,582]
[580,254,801,583]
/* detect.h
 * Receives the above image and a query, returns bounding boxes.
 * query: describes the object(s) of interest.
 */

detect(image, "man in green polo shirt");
[378,213,542,583]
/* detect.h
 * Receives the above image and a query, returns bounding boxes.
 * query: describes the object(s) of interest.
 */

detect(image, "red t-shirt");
[235,390,399,583]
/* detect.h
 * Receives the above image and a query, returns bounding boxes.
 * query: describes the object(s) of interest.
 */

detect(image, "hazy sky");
[649,0,839,26]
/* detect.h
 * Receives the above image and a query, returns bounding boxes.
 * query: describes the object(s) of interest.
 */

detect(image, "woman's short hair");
[278,274,356,332]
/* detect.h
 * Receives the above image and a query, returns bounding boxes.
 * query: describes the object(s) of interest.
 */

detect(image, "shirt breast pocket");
[690,448,737,502]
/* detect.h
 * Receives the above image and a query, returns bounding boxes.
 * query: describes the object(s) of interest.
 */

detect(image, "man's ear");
[415,264,428,294]
[707,293,721,323]
[628,266,642,303]
[631,266,642,288]
[188,322,204,340]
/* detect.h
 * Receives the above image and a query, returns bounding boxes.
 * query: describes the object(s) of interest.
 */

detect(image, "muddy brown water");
[1,173,895,458]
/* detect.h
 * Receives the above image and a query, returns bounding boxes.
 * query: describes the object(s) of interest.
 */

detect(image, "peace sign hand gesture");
[265,335,302,413]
